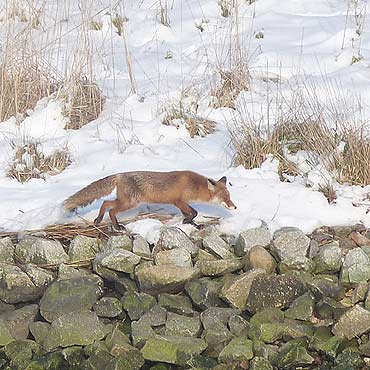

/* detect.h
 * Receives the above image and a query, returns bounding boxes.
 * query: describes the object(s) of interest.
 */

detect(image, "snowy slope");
[1,0,370,237]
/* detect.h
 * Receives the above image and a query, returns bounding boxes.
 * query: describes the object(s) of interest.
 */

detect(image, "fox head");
[207,176,237,210]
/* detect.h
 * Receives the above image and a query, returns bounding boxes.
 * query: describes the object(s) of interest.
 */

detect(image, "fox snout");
[221,200,237,210]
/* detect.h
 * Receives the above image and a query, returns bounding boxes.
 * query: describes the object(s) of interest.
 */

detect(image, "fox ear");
[218,176,227,185]
[207,178,216,191]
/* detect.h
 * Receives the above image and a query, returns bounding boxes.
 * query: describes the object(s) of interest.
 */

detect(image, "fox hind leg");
[94,200,116,226]
[94,199,131,231]
[108,200,133,231]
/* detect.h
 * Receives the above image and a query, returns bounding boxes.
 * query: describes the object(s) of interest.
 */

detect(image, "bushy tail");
[63,174,118,212]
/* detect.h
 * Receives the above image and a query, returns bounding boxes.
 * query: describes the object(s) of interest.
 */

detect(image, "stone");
[228,314,249,336]
[3,340,42,369]
[185,277,223,309]
[220,269,265,309]
[334,348,366,369]
[0,237,15,263]
[154,248,192,267]
[203,235,234,259]
[141,336,207,365]
[94,266,138,294]
[94,249,141,273]
[16,236,68,265]
[196,249,218,261]
[249,357,274,370]
[273,338,314,368]
[200,307,240,331]
[246,246,276,273]
[195,258,243,276]
[22,264,54,288]
[279,256,315,273]
[40,275,103,322]
[202,327,233,358]
[61,346,86,367]
[69,235,102,261]
[313,242,342,274]
[249,322,286,343]
[245,274,307,314]
[43,312,105,351]
[93,297,123,318]
[131,319,155,348]
[104,329,145,370]
[350,231,370,247]
[235,227,272,256]
[271,228,310,262]
[106,234,132,251]
[0,320,14,346]
[341,248,370,284]
[285,293,314,321]
[331,226,353,239]
[309,327,348,359]
[249,308,285,343]
[218,337,253,363]
[141,304,167,327]
[132,235,151,258]
[305,274,345,301]
[182,355,217,370]
[352,281,368,304]
[158,293,195,316]
[308,239,320,258]
[57,263,90,280]
[0,304,38,340]
[332,304,370,339]
[0,301,14,314]
[86,348,114,370]
[29,321,50,346]
[156,227,198,257]
[283,319,314,339]
[315,297,346,320]
[121,291,156,321]
[0,263,43,304]
[165,312,201,337]
[137,265,199,294]
[105,325,130,351]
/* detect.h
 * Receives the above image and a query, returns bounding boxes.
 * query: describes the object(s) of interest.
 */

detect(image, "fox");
[63,170,236,230]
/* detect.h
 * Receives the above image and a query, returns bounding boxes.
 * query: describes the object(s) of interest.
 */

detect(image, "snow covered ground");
[1,0,370,238]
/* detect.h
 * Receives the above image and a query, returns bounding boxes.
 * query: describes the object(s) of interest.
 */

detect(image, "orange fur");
[63,170,236,229]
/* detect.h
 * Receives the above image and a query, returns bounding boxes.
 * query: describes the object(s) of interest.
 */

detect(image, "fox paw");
[93,218,102,226]
[112,223,126,232]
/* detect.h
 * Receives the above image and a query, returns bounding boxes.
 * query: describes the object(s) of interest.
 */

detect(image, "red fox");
[64,170,236,230]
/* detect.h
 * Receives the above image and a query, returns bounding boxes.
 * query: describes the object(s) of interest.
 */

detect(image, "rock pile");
[0,224,370,369]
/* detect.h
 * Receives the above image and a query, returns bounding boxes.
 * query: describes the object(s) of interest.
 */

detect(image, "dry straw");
[0,47,58,122]
[7,142,71,183]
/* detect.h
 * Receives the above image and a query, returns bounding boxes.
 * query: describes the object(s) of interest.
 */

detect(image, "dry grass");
[211,63,250,109]
[163,103,216,138]
[112,14,128,36]
[219,0,234,17]
[318,182,337,204]
[0,50,58,122]
[230,77,370,187]
[7,142,71,183]
[63,76,105,130]
[90,20,103,31]
[5,1,42,28]
[229,121,300,180]
[336,128,370,186]
[158,1,171,27]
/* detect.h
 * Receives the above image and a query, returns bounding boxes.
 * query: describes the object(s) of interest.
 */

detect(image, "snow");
[1,0,370,238]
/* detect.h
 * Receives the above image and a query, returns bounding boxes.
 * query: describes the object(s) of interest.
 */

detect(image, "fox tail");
[63,174,118,212]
